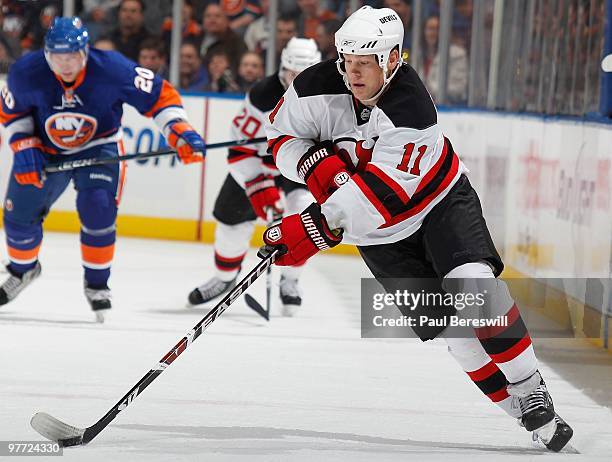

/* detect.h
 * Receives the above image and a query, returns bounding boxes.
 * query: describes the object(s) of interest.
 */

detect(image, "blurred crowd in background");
[0,0,607,116]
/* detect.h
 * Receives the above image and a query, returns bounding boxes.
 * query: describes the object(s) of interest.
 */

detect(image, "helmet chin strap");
[350,61,402,107]
[338,52,403,107]
[278,69,290,89]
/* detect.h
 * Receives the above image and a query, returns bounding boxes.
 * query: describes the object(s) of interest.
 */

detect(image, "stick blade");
[244,293,270,321]
[31,412,85,447]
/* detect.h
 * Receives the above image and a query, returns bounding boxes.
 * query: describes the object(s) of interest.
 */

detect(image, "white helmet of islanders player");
[279,37,321,87]
[44,17,89,83]
[335,6,403,102]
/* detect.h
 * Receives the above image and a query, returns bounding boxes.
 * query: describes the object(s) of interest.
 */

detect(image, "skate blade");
[282,304,300,317]
[533,417,575,453]
[94,311,106,323]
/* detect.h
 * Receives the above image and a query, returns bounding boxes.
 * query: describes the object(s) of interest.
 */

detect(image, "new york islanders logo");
[45,112,97,150]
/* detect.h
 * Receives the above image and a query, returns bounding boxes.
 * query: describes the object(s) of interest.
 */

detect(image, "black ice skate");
[279,275,302,317]
[84,284,112,323]
[188,277,236,306]
[508,371,573,452]
[0,262,42,305]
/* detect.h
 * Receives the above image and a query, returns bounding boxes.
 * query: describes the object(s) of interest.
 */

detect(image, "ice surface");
[1,231,611,461]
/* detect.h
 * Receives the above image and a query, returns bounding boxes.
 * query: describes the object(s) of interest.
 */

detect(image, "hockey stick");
[244,293,269,321]
[30,247,283,447]
[264,208,281,318]
[244,208,282,320]
[44,136,267,173]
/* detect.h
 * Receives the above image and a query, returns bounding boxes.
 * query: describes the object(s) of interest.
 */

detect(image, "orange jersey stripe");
[8,244,41,260]
[145,80,183,118]
[0,106,28,125]
[10,137,43,152]
[81,244,115,264]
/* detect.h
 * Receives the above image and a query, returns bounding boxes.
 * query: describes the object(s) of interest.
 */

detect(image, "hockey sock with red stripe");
[213,221,255,281]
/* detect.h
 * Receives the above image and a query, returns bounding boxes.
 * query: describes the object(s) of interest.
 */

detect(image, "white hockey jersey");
[228,73,285,186]
[265,60,467,245]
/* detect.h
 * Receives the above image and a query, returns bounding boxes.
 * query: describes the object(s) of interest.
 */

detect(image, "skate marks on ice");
[112,424,577,457]
[143,301,269,327]
[0,313,102,326]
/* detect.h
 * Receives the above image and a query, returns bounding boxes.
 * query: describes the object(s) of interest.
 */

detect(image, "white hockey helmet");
[335,6,404,97]
[280,37,322,73]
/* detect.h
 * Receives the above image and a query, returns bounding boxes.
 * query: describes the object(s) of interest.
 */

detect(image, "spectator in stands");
[200,3,247,75]
[315,18,341,61]
[421,15,468,104]
[138,37,168,79]
[110,0,152,61]
[425,0,473,49]
[142,0,172,34]
[221,0,262,35]
[93,37,116,50]
[189,0,212,23]
[244,0,269,52]
[384,0,412,59]
[272,15,298,65]
[0,37,15,74]
[236,51,264,91]
[0,8,23,58]
[452,0,473,48]
[81,0,122,13]
[80,0,120,42]
[279,0,300,17]
[162,0,202,51]
[179,41,209,92]
[296,0,337,40]
[206,50,240,93]
[246,9,298,69]
[20,3,59,53]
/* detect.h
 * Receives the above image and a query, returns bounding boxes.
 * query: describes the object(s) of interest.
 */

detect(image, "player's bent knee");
[443,261,515,320]
[444,262,495,280]
[77,188,117,229]
[4,216,42,238]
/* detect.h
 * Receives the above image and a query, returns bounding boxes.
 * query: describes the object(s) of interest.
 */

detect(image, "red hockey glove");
[11,137,47,188]
[166,120,206,164]
[245,174,283,220]
[261,203,342,266]
[297,141,351,204]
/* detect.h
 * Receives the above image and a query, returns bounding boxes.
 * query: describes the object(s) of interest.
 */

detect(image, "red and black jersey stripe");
[267,135,295,162]
[352,137,458,227]
[352,165,410,223]
[466,361,509,403]
[214,252,245,271]
[476,304,533,363]
[261,154,278,170]
[228,146,258,164]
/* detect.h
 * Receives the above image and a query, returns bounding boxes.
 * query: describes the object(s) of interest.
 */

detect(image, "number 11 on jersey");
[397,143,427,175]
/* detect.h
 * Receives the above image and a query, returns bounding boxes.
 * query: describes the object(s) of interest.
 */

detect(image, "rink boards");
[0,92,611,343]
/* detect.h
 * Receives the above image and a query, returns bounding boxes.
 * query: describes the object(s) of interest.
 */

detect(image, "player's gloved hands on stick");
[260,202,342,266]
[245,174,283,220]
[12,137,47,188]
[297,140,351,204]
[166,120,206,164]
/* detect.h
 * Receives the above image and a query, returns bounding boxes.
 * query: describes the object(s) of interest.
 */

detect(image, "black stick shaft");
[80,249,280,444]
[45,136,267,173]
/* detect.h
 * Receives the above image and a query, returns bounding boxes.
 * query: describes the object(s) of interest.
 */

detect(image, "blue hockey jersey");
[0,48,187,154]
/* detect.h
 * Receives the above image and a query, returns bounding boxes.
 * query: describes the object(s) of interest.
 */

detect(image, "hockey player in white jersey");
[188,38,321,316]
[262,6,573,451]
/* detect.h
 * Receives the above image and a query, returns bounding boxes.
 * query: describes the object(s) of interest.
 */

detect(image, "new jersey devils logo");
[45,112,97,150]
[334,138,374,172]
